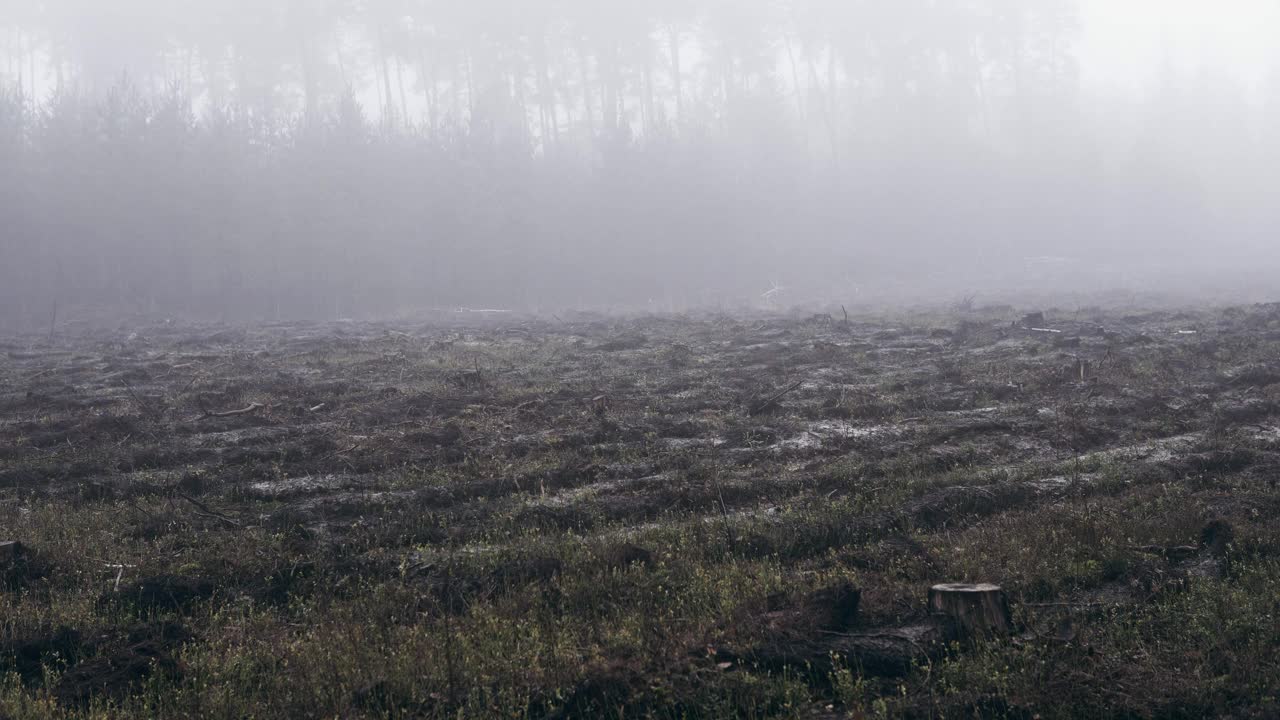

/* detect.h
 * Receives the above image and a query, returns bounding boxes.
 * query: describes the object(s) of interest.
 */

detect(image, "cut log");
[928,583,1012,638]
[826,623,949,676]
[732,621,950,679]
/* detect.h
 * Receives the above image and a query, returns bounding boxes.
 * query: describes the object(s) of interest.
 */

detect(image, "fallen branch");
[25,368,55,383]
[749,380,805,416]
[199,402,265,420]
[317,444,359,463]
[176,492,241,528]
[175,373,202,398]
[121,381,164,423]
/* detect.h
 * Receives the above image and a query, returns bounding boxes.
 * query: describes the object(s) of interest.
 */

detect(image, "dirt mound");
[1202,519,1235,557]
[906,484,1033,527]
[762,581,862,636]
[1,626,87,684]
[54,639,183,708]
[603,544,654,570]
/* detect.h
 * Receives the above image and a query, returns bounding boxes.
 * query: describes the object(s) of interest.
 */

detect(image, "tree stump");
[928,583,1012,638]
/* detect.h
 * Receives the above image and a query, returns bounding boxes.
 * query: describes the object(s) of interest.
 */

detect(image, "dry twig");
[176,492,241,528]
[748,380,805,416]
[198,402,265,420]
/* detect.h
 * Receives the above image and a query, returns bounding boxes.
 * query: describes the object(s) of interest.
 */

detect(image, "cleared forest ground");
[4,304,1280,718]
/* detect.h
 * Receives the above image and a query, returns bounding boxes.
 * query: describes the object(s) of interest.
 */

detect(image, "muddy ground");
[3,303,1280,718]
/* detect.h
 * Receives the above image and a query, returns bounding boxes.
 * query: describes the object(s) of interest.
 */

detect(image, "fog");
[2,1,1278,324]
[1080,0,1280,91]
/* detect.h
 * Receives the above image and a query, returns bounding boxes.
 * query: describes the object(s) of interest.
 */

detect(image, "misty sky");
[1080,0,1280,92]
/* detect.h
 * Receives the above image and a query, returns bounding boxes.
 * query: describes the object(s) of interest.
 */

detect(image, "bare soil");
[4,304,1280,717]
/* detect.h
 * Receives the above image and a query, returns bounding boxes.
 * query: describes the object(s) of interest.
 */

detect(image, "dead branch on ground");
[176,492,242,528]
[749,380,805,416]
[197,402,265,420]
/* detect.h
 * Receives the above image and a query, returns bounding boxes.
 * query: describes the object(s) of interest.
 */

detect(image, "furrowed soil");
[4,304,1280,718]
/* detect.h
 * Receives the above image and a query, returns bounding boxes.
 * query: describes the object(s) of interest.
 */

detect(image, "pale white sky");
[1078,0,1280,93]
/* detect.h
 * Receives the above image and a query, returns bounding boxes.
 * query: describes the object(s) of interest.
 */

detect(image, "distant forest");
[2,1,1279,324]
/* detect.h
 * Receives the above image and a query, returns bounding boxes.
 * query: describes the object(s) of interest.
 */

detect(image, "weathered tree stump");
[928,583,1012,638]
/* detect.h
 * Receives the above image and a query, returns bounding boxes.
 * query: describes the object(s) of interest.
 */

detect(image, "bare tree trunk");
[973,38,992,142]
[828,45,840,125]
[451,56,464,128]
[335,34,349,90]
[377,26,396,128]
[419,48,438,134]
[783,35,806,121]
[669,26,683,123]
[808,49,840,170]
[299,35,318,124]
[601,44,618,134]
[396,57,410,126]
[371,50,386,120]
[534,35,557,148]
[642,51,655,135]
[28,42,37,106]
[578,45,595,136]
[465,53,476,125]
[185,48,196,112]
[512,69,531,147]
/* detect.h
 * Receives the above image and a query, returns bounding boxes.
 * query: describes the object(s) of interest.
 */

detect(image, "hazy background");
[1,0,1278,324]
[1079,0,1279,91]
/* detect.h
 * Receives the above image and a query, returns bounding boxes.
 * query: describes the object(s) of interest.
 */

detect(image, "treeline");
[6,1,1082,139]
[0,80,1057,321]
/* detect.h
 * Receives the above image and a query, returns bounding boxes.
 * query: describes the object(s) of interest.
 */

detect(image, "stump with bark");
[928,583,1013,638]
